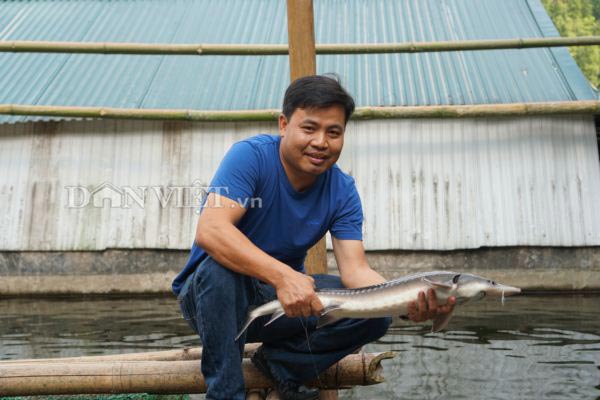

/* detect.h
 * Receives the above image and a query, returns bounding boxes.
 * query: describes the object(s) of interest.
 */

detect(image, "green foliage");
[542,0,600,88]
[593,0,600,20]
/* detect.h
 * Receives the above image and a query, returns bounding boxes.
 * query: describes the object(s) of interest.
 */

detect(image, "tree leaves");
[542,0,600,88]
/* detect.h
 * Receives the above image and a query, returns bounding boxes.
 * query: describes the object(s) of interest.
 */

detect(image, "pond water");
[1,294,599,399]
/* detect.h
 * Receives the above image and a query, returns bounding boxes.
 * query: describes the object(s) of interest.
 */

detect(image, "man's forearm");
[197,217,325,318]
[196,221,292,288]
[341,264,386,288]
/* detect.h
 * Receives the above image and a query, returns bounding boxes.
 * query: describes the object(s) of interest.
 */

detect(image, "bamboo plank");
[0,352,395,396]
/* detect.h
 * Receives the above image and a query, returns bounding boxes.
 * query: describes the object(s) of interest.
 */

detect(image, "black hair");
[282,74,355,124]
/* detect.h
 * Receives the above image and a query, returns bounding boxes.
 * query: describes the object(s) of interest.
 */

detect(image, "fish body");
[235,271,520,340]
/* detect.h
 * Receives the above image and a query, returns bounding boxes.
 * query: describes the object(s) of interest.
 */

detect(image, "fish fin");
[455,297,470,305]
[264,310,286,327]
[431,309,454,332]
[315,305,343,329]
[317,312,343,329]
[235,313,258,342]
[422,277,453,290]
[321,305,343,316]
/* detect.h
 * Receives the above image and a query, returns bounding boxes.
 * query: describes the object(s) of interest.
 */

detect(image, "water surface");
[1,295,599,399]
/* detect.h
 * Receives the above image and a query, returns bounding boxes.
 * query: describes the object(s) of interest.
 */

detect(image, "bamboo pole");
[0,352,395,396]
[317,36,600,54]
[0,104,280,121]
[351,101,600,118]
[0,36,599,55]
[265,391,280,400]
[246,389,267,400]
[0,101,598,122]
[0,344,260,364]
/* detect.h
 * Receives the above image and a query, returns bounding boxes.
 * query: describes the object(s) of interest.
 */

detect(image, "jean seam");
[263,346,297,385]
[177,274,197,325]
[195,271,210,366]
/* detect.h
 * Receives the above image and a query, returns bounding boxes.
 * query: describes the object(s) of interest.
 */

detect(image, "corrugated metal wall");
[1,116,599,251]
[344,117,600,249]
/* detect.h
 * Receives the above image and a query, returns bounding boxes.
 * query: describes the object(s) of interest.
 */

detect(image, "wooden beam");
[286,0,317,79]
[286,0,327,277]
[286,4,333,398]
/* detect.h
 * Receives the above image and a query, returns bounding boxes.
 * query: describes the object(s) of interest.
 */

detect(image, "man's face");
[278,105,346,190]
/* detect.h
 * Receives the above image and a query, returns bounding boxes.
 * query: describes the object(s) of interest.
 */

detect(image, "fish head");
[453,273,521,302]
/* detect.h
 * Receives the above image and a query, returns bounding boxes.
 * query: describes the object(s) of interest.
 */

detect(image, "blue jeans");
[177,256,392,400]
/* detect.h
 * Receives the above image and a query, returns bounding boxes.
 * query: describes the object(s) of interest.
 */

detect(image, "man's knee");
[199,257,246,291]
[195,257,259,312]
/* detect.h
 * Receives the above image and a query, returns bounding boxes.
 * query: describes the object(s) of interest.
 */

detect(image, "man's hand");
[407,289,456,322]
[275,270,324,318]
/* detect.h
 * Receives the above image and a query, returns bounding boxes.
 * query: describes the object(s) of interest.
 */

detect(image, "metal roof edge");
[526,0,597,99]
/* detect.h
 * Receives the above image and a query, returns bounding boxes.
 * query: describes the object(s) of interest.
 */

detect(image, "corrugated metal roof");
[0,0,596,124]
[2,116,599,251]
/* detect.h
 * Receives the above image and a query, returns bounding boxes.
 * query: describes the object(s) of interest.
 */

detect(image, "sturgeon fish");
[236,271,520,340]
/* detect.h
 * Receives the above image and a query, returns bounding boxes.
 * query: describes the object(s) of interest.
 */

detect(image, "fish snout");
[488,283,521,297]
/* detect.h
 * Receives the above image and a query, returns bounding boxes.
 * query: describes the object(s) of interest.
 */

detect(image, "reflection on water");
[349,295,600,400]
[0,296,198,360]
[1,295,599,399]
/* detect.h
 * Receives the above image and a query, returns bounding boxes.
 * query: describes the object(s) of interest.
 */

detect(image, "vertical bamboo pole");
[286,2,336,399]
[286,0,328,277]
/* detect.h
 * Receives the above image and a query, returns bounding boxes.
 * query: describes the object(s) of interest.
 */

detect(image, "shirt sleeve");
[207,141,260,207]
[330,182,364,240]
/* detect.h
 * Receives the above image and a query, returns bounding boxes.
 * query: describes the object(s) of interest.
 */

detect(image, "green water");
[1,295,599,399]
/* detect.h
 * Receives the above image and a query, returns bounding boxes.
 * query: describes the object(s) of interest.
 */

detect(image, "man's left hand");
[407,289,456,323]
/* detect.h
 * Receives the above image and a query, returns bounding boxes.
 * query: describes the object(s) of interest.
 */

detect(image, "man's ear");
[278,113,288,136]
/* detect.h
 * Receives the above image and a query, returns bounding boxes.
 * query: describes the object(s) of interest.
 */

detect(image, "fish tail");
[264,310,286,327]
[235,312,258,342]
[235,301,283,341]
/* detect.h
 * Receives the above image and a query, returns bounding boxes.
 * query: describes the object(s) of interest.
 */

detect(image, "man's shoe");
[251,346,319,400]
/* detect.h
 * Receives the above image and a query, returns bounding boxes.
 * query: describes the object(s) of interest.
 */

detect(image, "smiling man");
[172,75,455,400]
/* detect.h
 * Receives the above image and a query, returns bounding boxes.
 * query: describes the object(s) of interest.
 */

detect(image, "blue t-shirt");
[171,134,363,295]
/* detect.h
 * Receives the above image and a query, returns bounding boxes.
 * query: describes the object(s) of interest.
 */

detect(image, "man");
[173,75,455,400]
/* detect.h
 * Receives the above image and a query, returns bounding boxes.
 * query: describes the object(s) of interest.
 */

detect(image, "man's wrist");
[264,263,291,289]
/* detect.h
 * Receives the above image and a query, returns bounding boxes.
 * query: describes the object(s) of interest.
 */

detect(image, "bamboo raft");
[0,345,395,398]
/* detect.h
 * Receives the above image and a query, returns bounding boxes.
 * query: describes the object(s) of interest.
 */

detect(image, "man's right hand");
[275,270,324,318]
